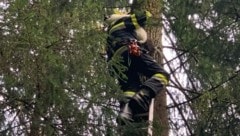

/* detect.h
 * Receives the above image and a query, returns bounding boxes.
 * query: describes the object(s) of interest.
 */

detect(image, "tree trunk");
[145,1,169,136]
[132,0,168,135]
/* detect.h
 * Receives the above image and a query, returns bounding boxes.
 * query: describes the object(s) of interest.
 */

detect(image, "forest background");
[0,0,240,136]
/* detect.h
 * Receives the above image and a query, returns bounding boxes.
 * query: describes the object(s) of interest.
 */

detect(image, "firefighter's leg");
[117,90,136,124]
[119,73,169,121]
[130,52,170,116]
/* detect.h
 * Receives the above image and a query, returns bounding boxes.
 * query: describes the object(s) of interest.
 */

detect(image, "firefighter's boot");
[117,102,134,125]
[118,87,156,122]
[130,88,154,115]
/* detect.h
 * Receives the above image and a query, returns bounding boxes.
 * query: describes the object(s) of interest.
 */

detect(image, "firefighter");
[105,10,170,123]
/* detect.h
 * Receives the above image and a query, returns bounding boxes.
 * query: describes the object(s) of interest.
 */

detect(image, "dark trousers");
[108,44,170,121]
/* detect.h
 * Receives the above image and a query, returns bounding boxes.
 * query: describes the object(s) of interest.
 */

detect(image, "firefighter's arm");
[124,11,152,29]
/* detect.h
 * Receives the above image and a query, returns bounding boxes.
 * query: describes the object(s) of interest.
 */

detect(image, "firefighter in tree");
[105,10,170,123]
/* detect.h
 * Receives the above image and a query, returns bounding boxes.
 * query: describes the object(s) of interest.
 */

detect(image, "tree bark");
[131,0,168,135]
[140,0,169,135]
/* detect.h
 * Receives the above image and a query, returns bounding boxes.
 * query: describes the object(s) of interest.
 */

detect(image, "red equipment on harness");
[128,40,141,56]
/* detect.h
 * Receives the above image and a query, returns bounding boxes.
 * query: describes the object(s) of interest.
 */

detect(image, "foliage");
[1,0,240,135]
[163,0,240,135]
[0,0,120,135]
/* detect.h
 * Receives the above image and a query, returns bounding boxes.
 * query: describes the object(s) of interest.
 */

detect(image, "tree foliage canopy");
[0,0,120,135]
[164,0,240,135]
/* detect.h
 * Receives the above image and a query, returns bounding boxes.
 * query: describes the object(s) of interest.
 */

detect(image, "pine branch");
[167,70,240,108]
